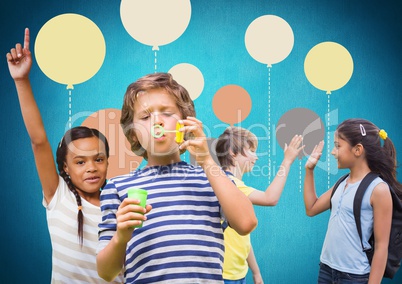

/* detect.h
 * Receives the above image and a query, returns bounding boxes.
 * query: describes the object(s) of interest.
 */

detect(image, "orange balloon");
[212,85,252,125]
[82,108,143,179]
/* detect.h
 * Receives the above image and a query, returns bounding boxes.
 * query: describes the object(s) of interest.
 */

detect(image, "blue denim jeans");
[224,277,246,284]
[318,262,369,284]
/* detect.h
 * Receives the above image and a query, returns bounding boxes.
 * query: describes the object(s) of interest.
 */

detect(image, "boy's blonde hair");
[215,126,258,169]
[120,73,196,158]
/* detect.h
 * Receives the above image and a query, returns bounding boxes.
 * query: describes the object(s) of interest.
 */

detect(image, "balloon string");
[268,66,271,183]
[299,159,302,193]
[154,50,158,72]
[327,93,330,189]
[68,90,72,129]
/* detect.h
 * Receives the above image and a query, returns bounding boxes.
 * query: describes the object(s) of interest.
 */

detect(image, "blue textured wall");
[1,1,401,283]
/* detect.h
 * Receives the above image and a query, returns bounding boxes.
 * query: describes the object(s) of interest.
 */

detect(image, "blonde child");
[96,73,258,283]
[215,126,304,284]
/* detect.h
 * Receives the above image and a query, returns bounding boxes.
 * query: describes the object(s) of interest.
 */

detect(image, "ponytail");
[337,119,402,199]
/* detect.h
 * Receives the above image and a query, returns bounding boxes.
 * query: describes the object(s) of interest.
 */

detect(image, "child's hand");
[178,116,213,167]
[305,140,324,170]
[6,28,32,80]
[115,198,152,244]
[252,273,264,284]
[283,134,304,163]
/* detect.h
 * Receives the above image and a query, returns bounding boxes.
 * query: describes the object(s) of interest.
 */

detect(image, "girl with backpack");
[304,118,402,283]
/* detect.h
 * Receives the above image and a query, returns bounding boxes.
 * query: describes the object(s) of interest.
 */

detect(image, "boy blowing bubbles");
[96,73,257,283]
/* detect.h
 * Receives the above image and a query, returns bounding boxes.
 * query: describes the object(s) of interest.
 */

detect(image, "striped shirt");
[44,176,124,283]
[98,161,225,283]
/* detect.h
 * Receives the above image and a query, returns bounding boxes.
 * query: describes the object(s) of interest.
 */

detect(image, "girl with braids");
[7,28,123,283]
[304,118,402,284]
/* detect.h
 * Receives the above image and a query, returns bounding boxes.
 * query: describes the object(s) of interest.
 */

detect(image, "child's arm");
[7,28,59,203]
[303,141,333,216]
[179,117,257,235]
[249,135,303,206]
[368,182,392,283]
[247,245,264,284]
[97,197,152,281]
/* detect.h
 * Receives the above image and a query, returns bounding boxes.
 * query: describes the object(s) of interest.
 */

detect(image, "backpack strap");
[353,172,379,252]
[330,174,349,210]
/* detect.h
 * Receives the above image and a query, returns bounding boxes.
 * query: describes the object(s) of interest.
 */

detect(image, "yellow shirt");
[223,175,255,280]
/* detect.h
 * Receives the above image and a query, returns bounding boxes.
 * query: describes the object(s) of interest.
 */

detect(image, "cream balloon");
[120,0,191,50]
[34,13,106,89]
[245,15,294,67]
[304,42,354,94]
[169,63,204,100]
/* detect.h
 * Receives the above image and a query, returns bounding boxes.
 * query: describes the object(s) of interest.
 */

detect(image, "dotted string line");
[68,90,72,129]
[327,94,330,189]
[299,159,302,192]
[268,66,271,183]
[154,51,158,72]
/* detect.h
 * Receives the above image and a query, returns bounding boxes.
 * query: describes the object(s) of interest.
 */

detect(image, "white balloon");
[245,15,294,66]
[120,0,191,50]
[169,63,204,100]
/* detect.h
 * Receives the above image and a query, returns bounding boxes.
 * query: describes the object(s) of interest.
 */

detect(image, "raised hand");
[6,28,32,80]
[305,140,324,170]
[283,134,305,163]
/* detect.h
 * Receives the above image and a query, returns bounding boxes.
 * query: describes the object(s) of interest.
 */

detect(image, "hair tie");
[379,129,387,140]
[78,206,83,211]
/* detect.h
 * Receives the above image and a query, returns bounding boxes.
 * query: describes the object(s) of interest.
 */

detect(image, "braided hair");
[56,126,109,245]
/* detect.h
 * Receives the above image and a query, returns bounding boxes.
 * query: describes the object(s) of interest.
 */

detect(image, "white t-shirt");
[43,176,123,283]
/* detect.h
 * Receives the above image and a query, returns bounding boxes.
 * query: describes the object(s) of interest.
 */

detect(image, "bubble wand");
[151,122,184,144]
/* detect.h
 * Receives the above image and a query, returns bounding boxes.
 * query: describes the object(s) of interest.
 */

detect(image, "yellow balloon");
[304,42,353,94]
[34,13,106,89]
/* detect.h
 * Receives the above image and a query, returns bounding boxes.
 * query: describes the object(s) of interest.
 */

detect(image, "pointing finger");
[24,28,30,51]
